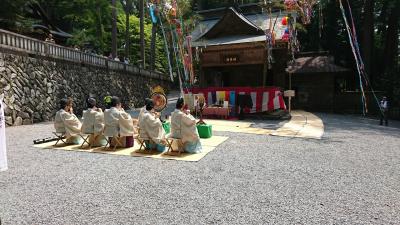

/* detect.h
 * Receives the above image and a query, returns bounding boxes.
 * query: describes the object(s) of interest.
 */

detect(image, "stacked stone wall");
[0,52,172,126]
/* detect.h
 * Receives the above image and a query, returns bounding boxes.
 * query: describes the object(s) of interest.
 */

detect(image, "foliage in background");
[116,14,167,72]
[297,0,399,105]
[0,0,399,104]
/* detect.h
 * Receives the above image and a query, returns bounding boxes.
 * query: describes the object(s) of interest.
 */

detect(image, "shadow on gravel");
[316,113,400,139]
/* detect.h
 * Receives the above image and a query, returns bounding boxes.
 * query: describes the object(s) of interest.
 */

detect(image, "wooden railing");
[0,29,169,81]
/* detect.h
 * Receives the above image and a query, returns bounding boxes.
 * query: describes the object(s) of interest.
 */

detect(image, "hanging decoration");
[284,0,298,10]
[284,0,318,25]
[265,4,281,70]
[149,3,158,24]
[282,33,289,42]
[265,29,274,69]
[338,0,382,115]
[186,35,195,84]
[158,13,174,82]
[162,2,172,14]
[148,0,174,82]
[290,16,299,60]
[157,0,195,94]
[281,16,288,26]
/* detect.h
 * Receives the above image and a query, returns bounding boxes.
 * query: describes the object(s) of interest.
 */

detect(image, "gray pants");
[380,111,388,126]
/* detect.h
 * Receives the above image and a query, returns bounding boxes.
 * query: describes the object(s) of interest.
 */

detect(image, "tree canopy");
[0,0,399,100]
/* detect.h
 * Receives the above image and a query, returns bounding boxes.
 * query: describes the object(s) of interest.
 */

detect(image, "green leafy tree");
[117,13,167,72]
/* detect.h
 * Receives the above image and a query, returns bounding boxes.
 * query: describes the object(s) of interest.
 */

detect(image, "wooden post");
[289,73,292,113]
[262,43,268,87]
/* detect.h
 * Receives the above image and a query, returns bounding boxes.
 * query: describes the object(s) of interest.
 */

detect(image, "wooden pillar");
[262,44,268,87]
[199,66,205,88]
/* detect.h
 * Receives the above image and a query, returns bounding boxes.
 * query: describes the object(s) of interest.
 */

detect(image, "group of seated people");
[54,96,202,154]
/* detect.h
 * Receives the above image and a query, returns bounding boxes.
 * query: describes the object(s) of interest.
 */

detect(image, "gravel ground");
[0,113,399,225]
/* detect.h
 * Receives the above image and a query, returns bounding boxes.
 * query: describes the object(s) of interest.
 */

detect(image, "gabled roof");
[196,3,266,19]
[286,56,349,74]
[198,7,264,40]
[192,9,294,47]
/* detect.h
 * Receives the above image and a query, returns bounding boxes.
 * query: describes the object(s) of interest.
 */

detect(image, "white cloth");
[380,100,388,110]
[138,107,146,122]
[0,99,8,171]
[54,109,82,137]
[104,107,134,137]
[119,111,135,136]
[170,109,200,144]
[138,109,165,144]
[81,108,104,135]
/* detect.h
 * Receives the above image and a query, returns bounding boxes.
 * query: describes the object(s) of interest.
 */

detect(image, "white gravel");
[0,114,399,224]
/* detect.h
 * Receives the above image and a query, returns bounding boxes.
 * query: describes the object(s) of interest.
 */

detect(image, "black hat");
[87,97,96,108]
[176,97,184,109]
[145,98,154,110]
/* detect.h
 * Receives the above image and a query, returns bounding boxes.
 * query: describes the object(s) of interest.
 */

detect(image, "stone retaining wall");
[0,52,172,126]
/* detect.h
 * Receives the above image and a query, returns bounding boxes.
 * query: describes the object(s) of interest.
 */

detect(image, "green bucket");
[162,121,171,134]
[197,124,212,139]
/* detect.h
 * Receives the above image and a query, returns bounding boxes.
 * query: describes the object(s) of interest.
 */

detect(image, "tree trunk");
[111,0,117,58]
[361,0,374,82]
[150,24,157,71]
[382,2,400,74]
[377,1,388,36]
[139,0,145,68]
[196,0,205,10]
[125,2,130,60]
[96,2,103,50]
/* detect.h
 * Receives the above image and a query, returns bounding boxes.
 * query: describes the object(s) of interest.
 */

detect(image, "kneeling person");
[54,98,82,144]
[170,98,202,153]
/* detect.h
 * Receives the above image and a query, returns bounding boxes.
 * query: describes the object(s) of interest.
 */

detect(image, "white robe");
[119,111,135,137]
[170,109,200,144]
[104,107,134,137]
[0,99,7,171]
[138,107,146,122]
[81,108,105,135]
[138,109,165,144]
[54,109,82,137]
[82,108,106,146]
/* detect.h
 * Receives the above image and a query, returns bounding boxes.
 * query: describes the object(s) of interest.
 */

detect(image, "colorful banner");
[185,87,286,114]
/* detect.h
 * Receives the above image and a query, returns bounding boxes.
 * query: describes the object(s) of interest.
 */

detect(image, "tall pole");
[150,25,157,71]
[123,0,133,61]
[139,0,145,68]
[111,0,117,58]
[289,73,292,113]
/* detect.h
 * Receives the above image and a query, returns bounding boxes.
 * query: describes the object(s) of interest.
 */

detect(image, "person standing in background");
[379,96,389,126]
[0,96,8,171]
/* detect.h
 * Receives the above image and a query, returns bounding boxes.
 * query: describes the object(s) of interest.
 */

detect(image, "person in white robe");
[0,97,8,171]
[54,98,82,144]
[170,97,202,153]
[81,98,106,146]
[138,98,166,151]
[103,96,135,147]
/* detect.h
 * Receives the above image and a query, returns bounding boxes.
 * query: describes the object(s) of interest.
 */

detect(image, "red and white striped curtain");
[186,87,286,114]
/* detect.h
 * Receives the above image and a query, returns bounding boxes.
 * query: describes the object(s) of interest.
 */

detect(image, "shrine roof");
[286,56,350,74]
[192,7,295,47]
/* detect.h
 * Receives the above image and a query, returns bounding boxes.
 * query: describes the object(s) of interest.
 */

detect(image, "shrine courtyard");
[1,112,399,225]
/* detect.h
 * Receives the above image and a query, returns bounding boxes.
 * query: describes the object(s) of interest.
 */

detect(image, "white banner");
[0,98,7,171]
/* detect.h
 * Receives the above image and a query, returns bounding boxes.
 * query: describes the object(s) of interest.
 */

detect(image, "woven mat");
[33,136,229,162]
[206,110,324,139]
